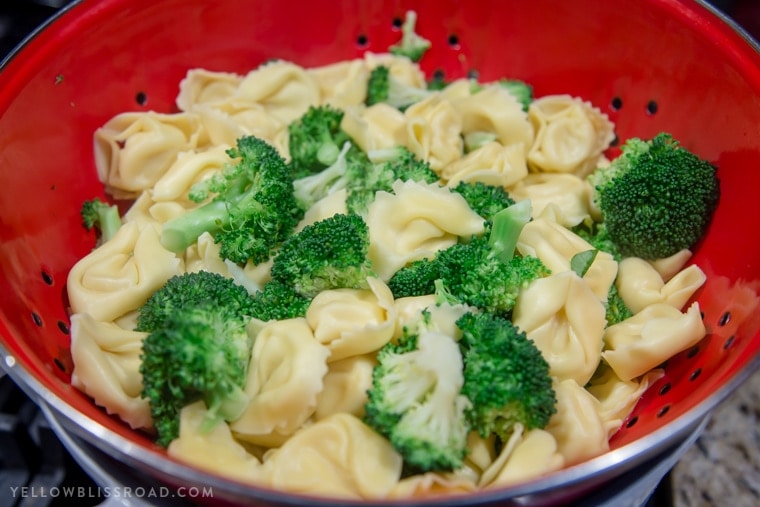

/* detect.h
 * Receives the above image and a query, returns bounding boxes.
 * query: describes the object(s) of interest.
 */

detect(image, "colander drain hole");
[41,269,54,286]
[135,91,147,106]
[656,405,671,418]
[31,312,43,327]
[646,100,658,115]
[659,382,672,396]
[356,34,368,48]
[724,335,736,349]
[610,96,623,111]
[447,34,460,48]
[718,311,731,327]
[689,368,703,382]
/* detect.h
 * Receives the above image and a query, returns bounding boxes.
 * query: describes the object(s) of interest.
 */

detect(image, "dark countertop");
[672,367,760,507]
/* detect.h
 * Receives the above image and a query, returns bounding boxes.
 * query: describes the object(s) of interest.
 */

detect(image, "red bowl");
[1,0,760,505]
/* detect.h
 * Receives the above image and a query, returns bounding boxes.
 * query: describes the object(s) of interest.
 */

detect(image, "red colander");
[1,0,760,505]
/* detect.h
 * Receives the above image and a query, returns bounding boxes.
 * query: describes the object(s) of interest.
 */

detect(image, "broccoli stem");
[97,204,122,242]
[160,200,229,253]
[488,199,532,262]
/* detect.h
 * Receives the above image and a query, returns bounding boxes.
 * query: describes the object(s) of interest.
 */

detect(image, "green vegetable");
[605,282,633,326]
[160,136,303,265]
[570,249,599,277]
[346,146,439,214]
[366,65,432,110]
[436,200,550,316]
[388,10,431,62]
[270,213,374,298]
[135,270,255,333]
[496,79,534,112]
[292,141,369,211]
[364,310,471,472]
[450,180,516,224]
[387,257,441,299]
[572,219,622,262]
[140,302,252,447]
[286,105,352,179]
[247,279,312,321]
[588,132,720,260]
[80,197,121,243]
[456,311,556,441]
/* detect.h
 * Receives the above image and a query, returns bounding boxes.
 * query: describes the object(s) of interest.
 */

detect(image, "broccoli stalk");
[269,213,375,298]
[588,132,720,260]
[160,136,303,265]
[389,10,431,62]
[140,303,252,447]
[286,105,352,179]
[366,65,432,110]
[364,310,471,472]
[80,197,122,243]
[456,311,556,441]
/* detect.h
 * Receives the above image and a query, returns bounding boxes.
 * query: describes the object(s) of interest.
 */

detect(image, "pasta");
[67,45,718,501]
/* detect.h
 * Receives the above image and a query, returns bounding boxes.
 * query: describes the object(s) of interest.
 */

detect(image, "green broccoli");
[286,105,352,179]
[467,78,533,112]
[80,197,122,243]
[605,282,633,326]
[160,136,302,265]
[387,257,441,299]
[588,132,720,260]
[269,213,374,298]
[366,65,432,110]
[388,10,431,62]
[135,270,256,333]
[247,279,312,322]
[456,311,556,441]
[572,219,622,262]
[436,200,551,316]
[463,131,499,153]
[346,146,439,214]
[450,180,516,223]
[292,141,370,211]
[364,310,471,472]
[140,302,252,447]
[496,79,534,112]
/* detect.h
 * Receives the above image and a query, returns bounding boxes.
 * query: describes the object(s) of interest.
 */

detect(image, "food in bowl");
[65,12,719,500]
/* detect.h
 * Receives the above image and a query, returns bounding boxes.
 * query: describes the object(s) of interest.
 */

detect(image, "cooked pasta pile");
[66,52,708,499]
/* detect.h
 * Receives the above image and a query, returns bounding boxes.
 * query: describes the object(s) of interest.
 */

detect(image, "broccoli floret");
[364,311,471,472]
[572,220,622,262]
[456,311,556,441]
[140,302,252,447]
[450,180,516,223]
[269,213,374,298]
[588,133,720,260]
[135,270,255,333]
[366,65,432,110]
[287,105,352,179]
[80,197,122,243]
[496,79,534,112]
[388,10,431,62]
[346,146,439,214]
[436,200,551,316]
[292,141,370,211]
[248,279,312,321]
[160,136,303,265]
[605,282,633,326]
[387,257,441,299]
[462,131,499,153]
